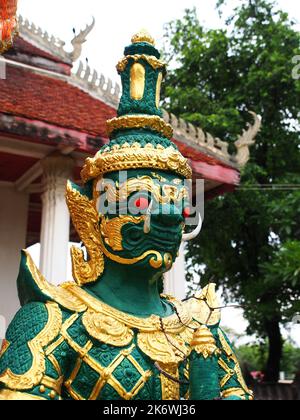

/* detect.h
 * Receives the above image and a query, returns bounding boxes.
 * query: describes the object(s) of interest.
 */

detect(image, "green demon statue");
[0,31,253,401]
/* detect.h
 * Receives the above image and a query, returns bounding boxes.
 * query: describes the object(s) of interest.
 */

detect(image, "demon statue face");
[66,167,196,285]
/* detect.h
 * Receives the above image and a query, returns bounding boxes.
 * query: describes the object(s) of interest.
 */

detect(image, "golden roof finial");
[131,29,155,46]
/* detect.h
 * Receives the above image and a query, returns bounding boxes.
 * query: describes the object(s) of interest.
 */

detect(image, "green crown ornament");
[81,30,192,182]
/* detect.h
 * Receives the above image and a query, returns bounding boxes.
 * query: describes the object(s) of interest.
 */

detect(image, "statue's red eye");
[135,197,149,211]
[183,207,190,219]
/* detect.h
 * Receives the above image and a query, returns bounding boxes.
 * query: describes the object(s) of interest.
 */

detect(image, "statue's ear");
[66,180,105,286]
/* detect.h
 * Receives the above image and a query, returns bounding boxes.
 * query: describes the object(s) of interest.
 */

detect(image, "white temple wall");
[0,185,29,334]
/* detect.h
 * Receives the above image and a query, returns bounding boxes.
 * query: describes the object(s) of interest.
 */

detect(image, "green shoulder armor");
[17,250,86,313]
[0,301,62,391]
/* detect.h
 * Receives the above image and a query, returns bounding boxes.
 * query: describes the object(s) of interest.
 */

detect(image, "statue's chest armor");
[61,312,191,401]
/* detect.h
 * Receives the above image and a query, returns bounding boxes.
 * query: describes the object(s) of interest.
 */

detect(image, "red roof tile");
[0,65,116,137]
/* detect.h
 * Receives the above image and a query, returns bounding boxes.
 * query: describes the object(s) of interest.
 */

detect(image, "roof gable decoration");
[18,15,95,65]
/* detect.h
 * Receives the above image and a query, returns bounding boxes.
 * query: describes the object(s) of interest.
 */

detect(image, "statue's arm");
[216,328,254,400]
[189,326,253,400]
[0,301,70,400]
[187,285,253,400]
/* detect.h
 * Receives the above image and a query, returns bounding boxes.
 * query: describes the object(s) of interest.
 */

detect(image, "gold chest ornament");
[66,282,221,366]
[68,284,195,365]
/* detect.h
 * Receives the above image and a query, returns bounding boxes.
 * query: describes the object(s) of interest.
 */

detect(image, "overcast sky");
[20,0,300,347]
[19,0,300,84]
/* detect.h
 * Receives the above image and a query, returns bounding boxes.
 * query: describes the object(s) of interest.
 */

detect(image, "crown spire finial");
[131,29,155,46]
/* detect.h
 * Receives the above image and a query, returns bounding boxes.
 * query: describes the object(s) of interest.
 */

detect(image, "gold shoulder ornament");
[24,250,87,313]
[64,284,198,365]
[184,283,221,326]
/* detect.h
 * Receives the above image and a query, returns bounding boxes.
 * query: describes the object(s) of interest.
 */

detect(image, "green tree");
[163,0,300,382]
[237,341,300,378]
[236,343,268,373]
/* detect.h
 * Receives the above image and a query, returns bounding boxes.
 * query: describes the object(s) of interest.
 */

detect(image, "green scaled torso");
[0,252,253,401]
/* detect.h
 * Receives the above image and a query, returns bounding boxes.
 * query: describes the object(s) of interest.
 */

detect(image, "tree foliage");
[163,0,300,381]
[237,342,300,378]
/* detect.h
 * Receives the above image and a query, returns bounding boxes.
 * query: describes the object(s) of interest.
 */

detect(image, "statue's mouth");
[123,222,182,258]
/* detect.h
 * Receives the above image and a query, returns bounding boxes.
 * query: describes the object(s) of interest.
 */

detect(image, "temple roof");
[0,65,115,137]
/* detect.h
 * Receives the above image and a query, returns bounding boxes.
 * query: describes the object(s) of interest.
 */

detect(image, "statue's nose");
[151,203,184,227]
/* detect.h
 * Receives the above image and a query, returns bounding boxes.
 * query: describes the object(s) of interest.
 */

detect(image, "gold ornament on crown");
[81,143,192,183]
[131,29,155,46]
[106,115,173,139]
[117,54,166,73]
[98,175,189,205]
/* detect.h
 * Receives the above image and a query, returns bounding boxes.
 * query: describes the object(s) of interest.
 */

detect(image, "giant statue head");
[66,31,199,286]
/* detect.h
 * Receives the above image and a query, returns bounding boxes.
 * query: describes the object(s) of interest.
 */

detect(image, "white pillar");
[39,154,74,286]
[164,244,186,300]
[0,185,29,328]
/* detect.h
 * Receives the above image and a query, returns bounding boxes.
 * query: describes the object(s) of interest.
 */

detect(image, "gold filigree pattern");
[40,375,64,396]
[159,363,180,400]
[218,358,236,388]
[66,182,105,286]
[173,179,183,186]
[185,284,221,326]
[138,331,189,364]
[179,321,200,346]
[190,326,220,359]
[64,341,152,401]
[81,143,192,183]
[98,175,188,205]
[63,283,196,364]
[218,329,253,396]
[100,215,145,251]
[151,173,167,183]
[0,302,62,391]
[106,115,173,139]
[117,55,165,73]
[82,310,134,347]
[65,283,192,334]
[98,226,171,270]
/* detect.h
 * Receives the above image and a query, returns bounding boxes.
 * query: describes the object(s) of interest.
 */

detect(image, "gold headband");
[81,143,192,182]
